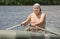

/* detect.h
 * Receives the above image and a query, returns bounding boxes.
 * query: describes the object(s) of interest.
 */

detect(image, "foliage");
[0,0,60,5]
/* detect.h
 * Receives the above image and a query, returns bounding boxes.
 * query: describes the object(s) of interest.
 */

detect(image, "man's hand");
[31,24,36,27]
[21,22,26,26]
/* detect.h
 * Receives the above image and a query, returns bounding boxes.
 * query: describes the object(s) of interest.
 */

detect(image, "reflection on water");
[0,6,60,31]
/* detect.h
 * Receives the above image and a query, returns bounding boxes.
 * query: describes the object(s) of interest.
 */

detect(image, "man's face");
[33,6,40,14]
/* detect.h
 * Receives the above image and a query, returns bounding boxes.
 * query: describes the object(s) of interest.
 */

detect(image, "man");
[21,3,46,32]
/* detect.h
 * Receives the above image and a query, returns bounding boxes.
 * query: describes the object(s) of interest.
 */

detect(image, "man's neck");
[35,12,41,16]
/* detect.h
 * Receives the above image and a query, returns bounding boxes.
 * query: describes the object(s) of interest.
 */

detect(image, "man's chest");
[31,15,41,23]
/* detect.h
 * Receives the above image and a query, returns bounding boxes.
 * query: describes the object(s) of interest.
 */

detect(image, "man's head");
[33,3,41,14]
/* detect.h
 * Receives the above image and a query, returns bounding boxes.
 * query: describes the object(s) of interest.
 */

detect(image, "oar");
[37,27,60,36]
[30,24,60,36]
[6,24,21,30]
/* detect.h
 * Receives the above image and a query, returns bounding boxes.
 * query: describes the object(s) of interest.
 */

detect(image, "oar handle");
[21,24,23,26]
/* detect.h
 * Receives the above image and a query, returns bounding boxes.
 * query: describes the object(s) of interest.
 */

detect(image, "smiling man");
[21,3,46,32]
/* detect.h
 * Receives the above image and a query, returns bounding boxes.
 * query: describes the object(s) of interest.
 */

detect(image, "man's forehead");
[33,5,40,8]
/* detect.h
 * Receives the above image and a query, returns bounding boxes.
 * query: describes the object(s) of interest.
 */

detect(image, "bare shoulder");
[28,13,34,17]
[41,12,46,16]
[27,13,33,18]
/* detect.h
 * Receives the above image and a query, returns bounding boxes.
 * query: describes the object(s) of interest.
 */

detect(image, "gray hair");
[33,3,40,8]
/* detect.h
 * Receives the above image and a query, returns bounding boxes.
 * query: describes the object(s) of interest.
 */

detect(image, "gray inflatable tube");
[0,30,60,39]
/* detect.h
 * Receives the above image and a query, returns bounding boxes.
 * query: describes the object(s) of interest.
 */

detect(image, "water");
[0,6,60,31]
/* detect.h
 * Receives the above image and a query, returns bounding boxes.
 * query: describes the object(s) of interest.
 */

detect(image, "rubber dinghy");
[0,30,60,39]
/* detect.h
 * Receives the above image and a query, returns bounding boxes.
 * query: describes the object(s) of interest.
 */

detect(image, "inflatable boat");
[0,30,60,39]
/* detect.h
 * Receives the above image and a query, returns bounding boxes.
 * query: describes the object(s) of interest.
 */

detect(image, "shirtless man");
[21,3,46,32]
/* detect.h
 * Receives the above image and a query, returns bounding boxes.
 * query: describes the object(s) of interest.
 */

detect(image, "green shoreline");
[0,0,60,5]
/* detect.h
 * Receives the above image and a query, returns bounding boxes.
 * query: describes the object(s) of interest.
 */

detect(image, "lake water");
[0,6,60,31]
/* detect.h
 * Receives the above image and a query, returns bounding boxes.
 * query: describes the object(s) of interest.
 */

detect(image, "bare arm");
[21,14,31,26]
[35,13,46,26]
